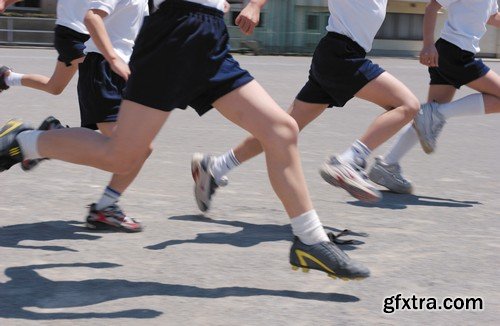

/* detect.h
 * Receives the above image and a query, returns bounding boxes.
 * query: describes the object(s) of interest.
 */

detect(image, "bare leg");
[19,58,83,95]
[38,100,169,174]
[233,99,328,163]
[355,72,420,150]
[97,122,152,194]
[0,0,21,12]
[214,81,313,218]
[427,84,456,104]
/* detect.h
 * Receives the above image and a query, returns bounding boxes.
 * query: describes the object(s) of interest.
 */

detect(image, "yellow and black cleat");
[0,119,33,172]
[289,237,370,280]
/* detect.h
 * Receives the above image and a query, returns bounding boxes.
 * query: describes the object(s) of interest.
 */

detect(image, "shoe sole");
[86,218,143,233]
[290,264,366,281]
[412,121,434,154]
[320,164,381,203]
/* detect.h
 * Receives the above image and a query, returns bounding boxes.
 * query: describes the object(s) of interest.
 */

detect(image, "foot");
[319,156,382,203]
[0,66,11,93]
[0,118,33,172]
[368,157,413,194]
[86,203,143,232]
[191,153,221,212]
[412,102,446,154]
[21,116,66,171]
[289,237,370,280]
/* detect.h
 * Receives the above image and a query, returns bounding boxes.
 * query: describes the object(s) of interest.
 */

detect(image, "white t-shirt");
[85,0,149,63]
[326,0,388,53]
[55,0,89,35]
[438,0,498,53]
[154,0,225,11]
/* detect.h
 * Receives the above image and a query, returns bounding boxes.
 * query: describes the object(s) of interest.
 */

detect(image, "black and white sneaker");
[191,153,220,212]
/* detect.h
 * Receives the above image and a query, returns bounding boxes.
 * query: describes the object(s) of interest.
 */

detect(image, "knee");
[265,116,299,147]
[48,86,64,95]
[104,146,150,175]
[401,96,421,119]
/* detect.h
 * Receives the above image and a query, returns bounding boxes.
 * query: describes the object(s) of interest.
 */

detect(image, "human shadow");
[0,262,359,320]
[348,191,482,210]
[145,215,367,251]
[0,220,101,252]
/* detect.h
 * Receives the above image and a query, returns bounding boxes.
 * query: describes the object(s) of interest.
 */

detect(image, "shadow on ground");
[348,192,481,210]
[145,215,367,251]
[0,263,359,320]
[0,220,100,252]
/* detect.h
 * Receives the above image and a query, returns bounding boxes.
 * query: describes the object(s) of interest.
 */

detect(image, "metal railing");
[0,16,55,46]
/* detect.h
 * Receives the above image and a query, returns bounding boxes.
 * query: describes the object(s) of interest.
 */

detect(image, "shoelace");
[328,230,356,245]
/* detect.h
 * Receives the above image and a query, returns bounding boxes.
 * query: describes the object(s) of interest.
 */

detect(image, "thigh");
[50,60,78,87]
[467,70,500,97]
[288,99,328,131]
[109,100,169,159]
[355,72,418,110]
[213,80,295,140]
[427,84,457,103]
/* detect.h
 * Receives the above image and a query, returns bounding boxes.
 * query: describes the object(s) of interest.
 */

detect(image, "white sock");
[5,72,24,87]
[338,139,371,165]
[211,149,240,184]
[438,93,485,119]
[291,209,329,245]
[96,186,121,210]
[16,130,42,160]
[383,124,419,165]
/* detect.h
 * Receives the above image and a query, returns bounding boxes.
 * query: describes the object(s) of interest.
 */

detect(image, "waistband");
[159,0,223,18]
[326,32,366,56]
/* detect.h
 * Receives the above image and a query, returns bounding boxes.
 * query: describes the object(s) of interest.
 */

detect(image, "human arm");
[235,0,267,35]
[0,0,22,13]
[487,12,500,28]
[84,8,130,80]
[419,0,442,67]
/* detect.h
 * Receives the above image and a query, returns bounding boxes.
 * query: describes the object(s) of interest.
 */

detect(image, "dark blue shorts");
[297,32,385,108]
[54,24,90,67]
[77,53,126,130]
[429,38,490,89]
[123,0,254,116]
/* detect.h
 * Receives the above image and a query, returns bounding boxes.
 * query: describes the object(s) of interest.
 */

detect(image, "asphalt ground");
[0,48,499,325]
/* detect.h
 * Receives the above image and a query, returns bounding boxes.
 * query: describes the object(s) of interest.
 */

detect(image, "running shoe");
[368,157,413,194]
[191,152,219,212]
[0,66,11,93]
[86,203,143,232]
[289,237,370,280]
[0,118,33,172]
[413,102,446,154]
[319,156,382,203]
[21,116,66,171]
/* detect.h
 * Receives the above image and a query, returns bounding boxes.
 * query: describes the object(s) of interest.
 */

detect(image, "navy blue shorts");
[54,24,90,67]
[124,0,254,116]
[429,38,490,89]
[77,53,126,130]
[297,32,385,108]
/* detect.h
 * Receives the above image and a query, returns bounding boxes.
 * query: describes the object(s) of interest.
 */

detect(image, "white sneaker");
[413,102,446,154]
[368,157,413,194]
[319,156,382,203]
[191,153,221,212]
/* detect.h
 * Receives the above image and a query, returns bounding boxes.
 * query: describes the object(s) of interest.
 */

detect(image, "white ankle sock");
[212,149,239,183]
[383,124,419,165]
[291,209,329,245]
[16,130,42,160]
[5,72,24,87]
[438,93,485,119]
[96,186,121,210]
[338,139,371,165]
